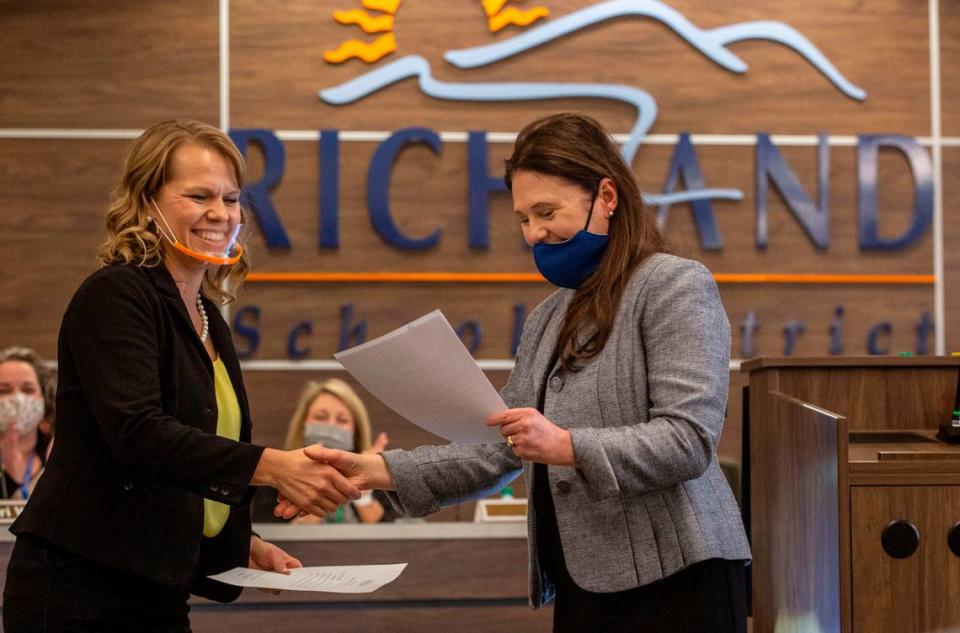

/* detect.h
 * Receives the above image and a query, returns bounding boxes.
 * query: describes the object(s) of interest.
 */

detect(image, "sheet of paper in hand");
[208,563,407,593]
[334,310,506,444]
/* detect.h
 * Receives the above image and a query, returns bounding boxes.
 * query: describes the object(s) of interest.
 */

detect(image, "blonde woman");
[284,379,389,524]
[3,120,359,632]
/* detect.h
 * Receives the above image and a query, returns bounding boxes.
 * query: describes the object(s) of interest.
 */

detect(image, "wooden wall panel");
[0,1,220,128]
[0,140,128,357]
[234,283,550,360]
[633,144,931,275]
[0,137,935,361]
[942,148,960,353]
[232,281,932,361]
[0,0,950,534]
[940,2,960,137]
[241,140,931,276]
[239,140,530,274]
[235,137,933,361]
[231,0,929,135]
[721,284,933,359]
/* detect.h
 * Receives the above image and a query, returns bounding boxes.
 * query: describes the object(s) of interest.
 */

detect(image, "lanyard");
[18,457,33,499]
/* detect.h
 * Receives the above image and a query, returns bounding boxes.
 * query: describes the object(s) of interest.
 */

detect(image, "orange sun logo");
[324,0,549,64]
[481,0,549,32]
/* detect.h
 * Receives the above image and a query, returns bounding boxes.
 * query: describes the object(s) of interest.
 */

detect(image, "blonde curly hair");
[97,119,250,305]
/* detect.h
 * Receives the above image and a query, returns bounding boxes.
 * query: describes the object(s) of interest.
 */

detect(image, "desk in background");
[0,523,550,633]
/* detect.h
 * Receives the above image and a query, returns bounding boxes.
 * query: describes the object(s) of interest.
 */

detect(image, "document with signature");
[208,563,407,593]
[334,310,507,444]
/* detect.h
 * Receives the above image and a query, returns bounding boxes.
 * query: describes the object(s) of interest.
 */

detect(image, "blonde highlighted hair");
[97,119,250,305]
[284,379,373,452]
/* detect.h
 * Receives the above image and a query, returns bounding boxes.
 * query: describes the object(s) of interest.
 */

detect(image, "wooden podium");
[742,357,960,633]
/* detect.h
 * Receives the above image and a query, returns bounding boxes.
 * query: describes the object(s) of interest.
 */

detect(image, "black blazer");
[12,264,265,602]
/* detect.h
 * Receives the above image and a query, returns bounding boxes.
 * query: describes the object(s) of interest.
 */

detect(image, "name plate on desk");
[0,499,27,523]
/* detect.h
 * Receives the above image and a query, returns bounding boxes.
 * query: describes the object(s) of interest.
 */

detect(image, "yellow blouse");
[203,357,241,538]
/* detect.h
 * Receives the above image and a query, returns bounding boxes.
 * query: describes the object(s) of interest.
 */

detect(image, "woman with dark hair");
[0,347,56,499]
[3,119,360,633]
[289,112,751,632]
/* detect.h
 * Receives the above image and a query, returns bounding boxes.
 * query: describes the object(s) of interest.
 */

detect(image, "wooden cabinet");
[850,486,960,633]
[743,357,960,633]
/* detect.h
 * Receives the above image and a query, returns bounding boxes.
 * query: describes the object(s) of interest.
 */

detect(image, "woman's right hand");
[252,447,361,517]
[274,448,394,520]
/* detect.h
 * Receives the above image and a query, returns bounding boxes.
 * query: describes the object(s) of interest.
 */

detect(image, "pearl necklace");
[196,295,209,344]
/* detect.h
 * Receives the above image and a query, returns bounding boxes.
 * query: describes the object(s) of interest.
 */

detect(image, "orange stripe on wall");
[245,272,935,284]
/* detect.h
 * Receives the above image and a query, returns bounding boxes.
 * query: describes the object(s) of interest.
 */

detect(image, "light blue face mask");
[303,424,355,452]
[532,187,609,289]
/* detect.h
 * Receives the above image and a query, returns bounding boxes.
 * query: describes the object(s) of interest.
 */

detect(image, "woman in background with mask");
[288,113,751,632]
[284,378,389,524]
[0,347,55,499]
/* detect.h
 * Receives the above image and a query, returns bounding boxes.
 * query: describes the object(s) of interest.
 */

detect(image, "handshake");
[252,445,394,520]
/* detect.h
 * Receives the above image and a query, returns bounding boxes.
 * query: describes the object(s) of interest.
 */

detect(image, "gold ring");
[507,435,515,447]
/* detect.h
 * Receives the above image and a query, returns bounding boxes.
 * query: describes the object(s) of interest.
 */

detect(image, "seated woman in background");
[0,347,55,499]
[285,379,390,524]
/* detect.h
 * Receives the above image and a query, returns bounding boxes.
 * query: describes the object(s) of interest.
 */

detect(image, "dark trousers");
[3,534,192,633]
[551,557,748,633]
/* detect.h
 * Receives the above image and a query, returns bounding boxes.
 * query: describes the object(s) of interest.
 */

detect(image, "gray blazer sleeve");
[381,443,521,517]
[569,258,731,499]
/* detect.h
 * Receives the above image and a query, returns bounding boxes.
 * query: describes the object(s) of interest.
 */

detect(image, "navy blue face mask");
[532,188,609,289]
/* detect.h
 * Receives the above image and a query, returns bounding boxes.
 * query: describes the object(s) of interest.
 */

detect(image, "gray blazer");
[382,253,751,608]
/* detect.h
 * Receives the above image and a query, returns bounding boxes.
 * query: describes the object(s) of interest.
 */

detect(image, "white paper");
[208,564,407,593]
[334,310,507,444]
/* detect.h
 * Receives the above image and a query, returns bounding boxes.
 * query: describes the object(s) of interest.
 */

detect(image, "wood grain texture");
[742,356,960,370]
[941,149,960,353]
[0,139,129,357]
[749,390,848,633]
[230,0,930,135]
[850,486,960,633]
[0,1,220,128]
[0,538,554,633]
[189,604,551,633]
[940,2,960,137]
[234,140,933,276]
[773,366,957,430]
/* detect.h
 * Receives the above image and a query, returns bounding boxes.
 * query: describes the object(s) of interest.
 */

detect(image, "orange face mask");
[149,199,243,266]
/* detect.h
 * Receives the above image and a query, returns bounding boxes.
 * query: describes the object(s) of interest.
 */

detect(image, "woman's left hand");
[249,535,302,574]
[486,408,575,466]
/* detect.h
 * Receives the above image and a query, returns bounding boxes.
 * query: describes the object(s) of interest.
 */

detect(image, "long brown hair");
[505,112,666,371]
[97,119,250,305]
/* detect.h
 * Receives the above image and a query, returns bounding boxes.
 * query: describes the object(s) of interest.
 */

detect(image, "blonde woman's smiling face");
[153,143,241,266]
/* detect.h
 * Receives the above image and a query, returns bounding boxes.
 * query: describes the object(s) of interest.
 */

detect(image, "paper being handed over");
[208,564,407,593]
[334,310,506,444]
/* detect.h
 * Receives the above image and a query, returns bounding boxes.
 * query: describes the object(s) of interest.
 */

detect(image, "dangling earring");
[607,211,614,218]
